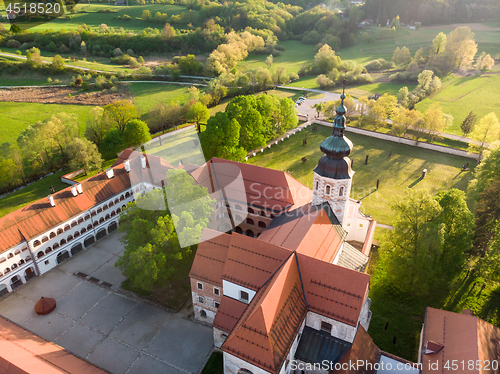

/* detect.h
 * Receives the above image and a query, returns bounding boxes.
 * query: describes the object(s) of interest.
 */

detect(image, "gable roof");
[335,326,380,374]
[259,203,346,263]
[213,296,249,333]
[421,307,500,374]
[0,153,174,254]
[222,254,307,373]
[190,158,312,213]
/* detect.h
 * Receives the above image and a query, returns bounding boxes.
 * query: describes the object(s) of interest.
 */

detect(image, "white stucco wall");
[305,311,357,344]
[312,172,352,226]
[222,279,256,304]
[224,352,273,374]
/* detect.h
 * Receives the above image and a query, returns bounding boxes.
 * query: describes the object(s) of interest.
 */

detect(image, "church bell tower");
[312,89,354,226]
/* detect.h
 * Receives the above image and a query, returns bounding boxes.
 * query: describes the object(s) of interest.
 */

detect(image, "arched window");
[120,195,125,201]
[234,204,242,211]
[339,186,344,196]
[200,310,207,318]
[114,198,119,204]
[125,192,130,198]
[258,221,267,228]
[18,259,25,265]
[99,218,104,224]
[84,214,90,221]
[103,204,108,211]
[81,228,87,234]
[60,239,67,245]
[57,228,64,235]
[270,214,275,219]
[74,231,80,238]
[25,256,31,262]
[91,211,97,217]
[53,243,59,250]
[78,218,84,224]
[71,221,77,227]
[234,215,243,222]
[5,268,10,274]
[325,185,331,195]
[105,214,110,220]
[315,181,319,190]
[33,240,41,247]
[93,221,99,227]
[7,253,13,259]
[109,201,114,207]
[111,211,116,217]
[87,224,93,230]
[64,224,70,232]
[259,211,266,217]
[45,247,52,254]
[122,205,126,210]
[49,232,56,239]
[67,235,73,242]
[41,236,48,243]
[246,218,254,225]
[116,208,121,213]
[97,207,103,214]
[37,252,44,259]
[247,207,254,214]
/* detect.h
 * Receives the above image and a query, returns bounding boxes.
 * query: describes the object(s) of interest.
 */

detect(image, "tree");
[468,146,500,206]
[266,54,273,66]
[312,102,325,118]
[226,96,266,151]
[397,86,409,108]
[102,100,138,133]
[51,55,65,71]
[67,138,103,175]
[478,54,495,70]
[358,96,369,116]
[417,70,434,93]
[367,93,397,126]
[124,119,151,147]
[142,9,151,20]
[399,46,411,65]
[178,55,202,75]
[391,47,401,65]
[446,26,478,67]
[379,189,444,295]
[473,179,500,256]
[460,111,477,137]
[432,32,447,54]
[201,112,246,161]
[469,112,500,159]
[423,103,447,142]
[314,44,341,74]
[393,107,421,137]
[100,129,124,156]
[332,96,357,120]
[187,102,210,133]
[85,107,110,146]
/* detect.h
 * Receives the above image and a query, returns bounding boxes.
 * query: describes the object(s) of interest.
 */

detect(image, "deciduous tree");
[67,138,103,175]
[103,100,138,133]
[468,112,500,159]
[201,112,246,161]
[124,119,151,147]
[187,102,210,133]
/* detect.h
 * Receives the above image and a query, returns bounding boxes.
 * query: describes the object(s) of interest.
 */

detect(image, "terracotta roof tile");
[189,229,231,286]
[213,296,249,333]
[335,326,380,374]
[223,254,307,374]
[0,316,108,374]
[297,253,369,326]
[222,233,291,291]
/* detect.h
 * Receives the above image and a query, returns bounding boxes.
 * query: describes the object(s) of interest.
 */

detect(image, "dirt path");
[0,86,131,105]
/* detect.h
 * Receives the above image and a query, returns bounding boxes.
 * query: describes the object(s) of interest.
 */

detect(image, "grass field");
[247,125,475,225]
[5,3,195,32]
[130,82,194,115]
[416,74,500,135]
[1,102,93,146]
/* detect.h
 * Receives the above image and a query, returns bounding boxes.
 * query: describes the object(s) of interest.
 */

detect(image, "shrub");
[6,40,21,48]
[75,77,83,86]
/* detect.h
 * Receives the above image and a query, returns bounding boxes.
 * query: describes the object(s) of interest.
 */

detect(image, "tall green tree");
[226,96,266,151]
[460,111,477,137]
[85,107,110,146]
[103,100,138,133]
[314,44,341,74]
[187,102,210,133]
[446,26,478,67]
[124,119,151,147]
[473,179,500,256]
[67,138,103,175]
[468,112,500,159]
[201,112,246,161]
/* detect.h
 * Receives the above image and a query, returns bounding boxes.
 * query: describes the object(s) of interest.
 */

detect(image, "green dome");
[320,135,353,159]
[335,94,347,115]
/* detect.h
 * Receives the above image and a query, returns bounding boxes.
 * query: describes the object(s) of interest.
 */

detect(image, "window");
[200,310,207,318]
[315,181,319,190]
[246,218,254,225]
[321,321,332,333]
[78,218,84,224]
[247,207,254,214]
[234,204,242,211]
[49,232,56,239]
[359,224,364,228]
[71,221,77,227]
[57,228,64,235]
[258,221,267,228]
[240,290,249,302]
[215,302,220,309]
[339,186,344,196]
[198,296,204,303]
[213,287,220,296]
[222,333,228,339]
[238,369,253,374]
[259,211,266,217]
[37,252,44,259]
[64,225,70,232]
[84,214,90,221]
[33,240,41,247]
[197,282,203,290]
[325,185,331,195]
[44,260,49,265]
[103,204,108,211]
[97,207,103,214]
[41,236,48,243]
[7,253,13,259]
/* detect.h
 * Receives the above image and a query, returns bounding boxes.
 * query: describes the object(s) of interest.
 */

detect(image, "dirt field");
[422,23,500,31]
[0,87,131,105]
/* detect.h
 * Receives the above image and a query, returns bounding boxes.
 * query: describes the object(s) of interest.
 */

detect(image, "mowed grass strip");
[130,82,193,115]
[247,125,474,225]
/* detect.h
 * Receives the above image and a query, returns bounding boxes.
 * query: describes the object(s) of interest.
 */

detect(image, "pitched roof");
[0,316,108,374]
[190,158,312,213]
[213,296,249,333]
[259,203,346,262]
[189,229,231,286]
[0,154,174,254]
[335,326,380,374]
[295,326,352,365]
[297,253,370,326]
[222,233,291,291]
[222,254,307,374]
[421,307,500,374]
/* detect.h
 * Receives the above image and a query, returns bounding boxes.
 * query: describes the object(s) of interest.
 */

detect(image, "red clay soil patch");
[0,87,131,105]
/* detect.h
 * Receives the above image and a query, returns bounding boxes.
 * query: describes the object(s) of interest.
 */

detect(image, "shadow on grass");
[408,177,423,188]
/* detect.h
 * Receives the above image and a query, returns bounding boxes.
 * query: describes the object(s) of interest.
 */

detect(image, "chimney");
[141,156,147,169]
[106,168,114,179]
[48,195,55,207]
[124,159,131,172]
[70,185,78,197]
[76,183,83,194]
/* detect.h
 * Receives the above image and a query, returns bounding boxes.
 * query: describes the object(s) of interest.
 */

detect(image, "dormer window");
[240,290,249,302]
[321,321,332,333]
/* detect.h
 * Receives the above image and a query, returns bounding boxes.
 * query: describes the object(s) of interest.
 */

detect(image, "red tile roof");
[0,154,174,254]
[222,233,291,291]
[191,159,312,213]
[189,229,231,286]
[421,307,500,374]
[213,296,249,333]
[223,254,307,374]
[297,253,370,326]
[335,326,380,374]
[0,316,108,374]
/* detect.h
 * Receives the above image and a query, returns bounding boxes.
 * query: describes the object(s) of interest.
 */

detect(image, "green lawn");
[0,169,69,218]
[247,125,474,225]
[201,351,223,374]
[25,3,195,32]
[286,75,320,90]
[238,40,317,75]
[1,102,93,146]
[346,82,418,98]
[416,75,500,135]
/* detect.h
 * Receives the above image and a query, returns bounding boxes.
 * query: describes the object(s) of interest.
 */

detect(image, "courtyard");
[0,232,213,374]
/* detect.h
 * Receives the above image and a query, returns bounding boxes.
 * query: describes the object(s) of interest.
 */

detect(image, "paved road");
[0,232,213,374]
